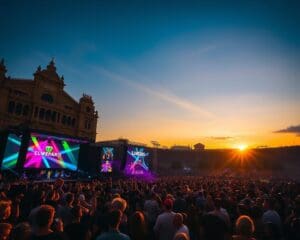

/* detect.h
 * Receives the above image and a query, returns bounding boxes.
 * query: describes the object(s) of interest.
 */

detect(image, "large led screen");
[124,147,151,175]
[24,133,82,170]
[100,147,114,172]
[1,134,21,170]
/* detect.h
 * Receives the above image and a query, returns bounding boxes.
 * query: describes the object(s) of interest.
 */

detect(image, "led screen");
[24,133,82,170]
[1,134,21,170]
[124,146,151,175]
[100,147,114,172]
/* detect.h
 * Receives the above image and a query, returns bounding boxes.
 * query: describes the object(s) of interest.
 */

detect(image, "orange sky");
[97,131,300,149]
[96,98,300,149]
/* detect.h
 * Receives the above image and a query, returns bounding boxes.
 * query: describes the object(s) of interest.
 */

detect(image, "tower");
[33,58,65,91]
[0,58,7,83]
[78,94,98,141]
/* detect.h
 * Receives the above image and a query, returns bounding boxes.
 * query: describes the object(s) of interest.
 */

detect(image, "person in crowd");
[144,192,160,228]
[174,232,189,240]
[195,191,206,211]
[200,214,229,240]
[128,211,147,240]
[251,205,264,240]
[0,223,12,240]
[286,217,300,240]
[173,213,190,240]
[154,198,176,240]
[54,179,65,196]
[209,198,231,228]
[285,194,300,240]
[51,217,64,233]
[29,204,65,240]
[44,190,59,209]
[233,215,256,240]
[111,197,128,233]
[112,197,127,214]
[262,222,281,240]
[10,222,32,240]
[0,201,11,223]
[57,192,74,227]
[64,205,91,240]
[174,192,187,213]
[199,214,228,240]
[262,198,282,235]
[96,209,131,240]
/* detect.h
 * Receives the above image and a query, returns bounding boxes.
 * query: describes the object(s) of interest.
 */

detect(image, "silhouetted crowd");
[0,174,299,240]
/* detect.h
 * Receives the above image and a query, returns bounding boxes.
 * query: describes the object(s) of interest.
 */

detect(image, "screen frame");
[23,132,85,170]
[100,146,115,173]
[1,132,22,170]
[124,145,152,176]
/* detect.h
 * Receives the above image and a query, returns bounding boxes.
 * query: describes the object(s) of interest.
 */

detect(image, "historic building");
[0,59,98,141]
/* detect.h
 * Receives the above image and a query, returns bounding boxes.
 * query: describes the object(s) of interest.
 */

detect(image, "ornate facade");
[0,59,98,141]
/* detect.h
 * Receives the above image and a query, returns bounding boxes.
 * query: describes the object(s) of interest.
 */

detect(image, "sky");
[1,0,300,148]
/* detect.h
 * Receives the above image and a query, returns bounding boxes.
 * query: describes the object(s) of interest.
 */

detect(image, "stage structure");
[0,129,88,176]
[95,139,155,178]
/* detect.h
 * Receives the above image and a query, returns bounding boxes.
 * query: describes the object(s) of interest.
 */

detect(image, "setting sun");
[237,144,248,152]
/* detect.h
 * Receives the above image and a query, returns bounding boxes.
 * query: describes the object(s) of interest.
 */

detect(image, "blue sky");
[1,0,299,147]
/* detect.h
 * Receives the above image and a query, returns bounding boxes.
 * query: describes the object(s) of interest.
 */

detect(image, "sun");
[237,144,248,152]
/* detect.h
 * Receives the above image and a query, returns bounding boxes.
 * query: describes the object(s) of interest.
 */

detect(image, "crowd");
[0,174,299,240]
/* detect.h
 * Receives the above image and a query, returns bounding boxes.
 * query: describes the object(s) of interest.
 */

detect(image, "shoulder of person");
[96,232,108,240]
[51,232,68,240]
[183,224,189,230]
[119,232,131,240]
[29,232,66,240]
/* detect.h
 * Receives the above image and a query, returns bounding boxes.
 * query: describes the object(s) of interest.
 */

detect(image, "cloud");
[274,125,300,136]
[256,145,269,148]
[208,136,234,140]
[189,45,217,57]
[94,67,215,119]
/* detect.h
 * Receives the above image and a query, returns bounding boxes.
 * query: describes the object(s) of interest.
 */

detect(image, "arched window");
[41,93,54,103]
[62,115,66,125]
[86,106,91,113]
[22,105,29,116]
[34,107,39,117]
[51,111,57,122]
[67,116,71,126]
[15,103,22,115]
[85,120,91,129]
[45,110,51,121]
[7,101,15,113]
[71,118,75,127]
[39,108,45,120]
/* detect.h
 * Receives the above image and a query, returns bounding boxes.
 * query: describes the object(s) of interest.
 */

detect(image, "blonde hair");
[0,201,11,220]
[235,215,255,237]
[111,197,127,212]
[0,223,12,237]
[173,213,184,228]
[174,232,189,240]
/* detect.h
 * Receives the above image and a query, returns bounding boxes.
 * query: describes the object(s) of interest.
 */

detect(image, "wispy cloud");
[256,145,269,148]
[189,45,217,57]
[209,136,234,140]
[274,124,300,136]
[94,67,214,119]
